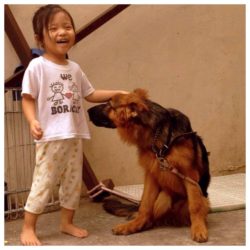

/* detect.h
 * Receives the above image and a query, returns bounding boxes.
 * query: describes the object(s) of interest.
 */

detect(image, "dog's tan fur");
[88,89,210,242]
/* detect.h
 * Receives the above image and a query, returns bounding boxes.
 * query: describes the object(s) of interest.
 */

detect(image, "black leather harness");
[151,125,201,189]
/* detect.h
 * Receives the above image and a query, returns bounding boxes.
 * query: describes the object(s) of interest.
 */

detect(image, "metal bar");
[4,5,32,68]
[4,201,60,215]
[75,4,130,43]
[5,188,30,195]
[82,152,100,190]
[4,69,25,92]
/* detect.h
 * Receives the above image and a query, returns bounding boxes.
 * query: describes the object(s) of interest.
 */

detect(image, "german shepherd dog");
[88,89,210,242]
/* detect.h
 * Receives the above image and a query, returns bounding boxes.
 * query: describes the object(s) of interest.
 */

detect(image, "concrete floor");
[5,197,245,246]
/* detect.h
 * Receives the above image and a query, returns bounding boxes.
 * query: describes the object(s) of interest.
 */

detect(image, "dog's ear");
[133,89,148,100]
[124,106,138,120]
[131,101,148,112]
[127,101,148,119]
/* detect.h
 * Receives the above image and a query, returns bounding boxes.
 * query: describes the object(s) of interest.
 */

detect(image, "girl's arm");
[85,90,128,103]
[22,94,43,140]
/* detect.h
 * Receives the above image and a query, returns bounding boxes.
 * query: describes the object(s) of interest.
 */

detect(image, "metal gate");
[4,88,60,220]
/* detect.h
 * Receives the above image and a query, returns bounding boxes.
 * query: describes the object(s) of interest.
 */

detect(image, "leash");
[156,155,200,187]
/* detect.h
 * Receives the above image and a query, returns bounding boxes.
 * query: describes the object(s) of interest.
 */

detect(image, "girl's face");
[42,11,75,64]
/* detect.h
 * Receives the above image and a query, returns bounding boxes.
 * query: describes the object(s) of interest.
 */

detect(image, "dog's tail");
[196,135,210,197]
[103,199,139,217]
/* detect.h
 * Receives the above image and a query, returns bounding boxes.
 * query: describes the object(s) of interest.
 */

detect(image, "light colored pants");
[25,138,83,214]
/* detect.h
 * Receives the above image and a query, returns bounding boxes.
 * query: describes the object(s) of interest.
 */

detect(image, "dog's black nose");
[88,104,116,129]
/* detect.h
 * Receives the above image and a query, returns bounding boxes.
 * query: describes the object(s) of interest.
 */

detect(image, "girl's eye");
[49,27,57,32]
[65,25,73,30]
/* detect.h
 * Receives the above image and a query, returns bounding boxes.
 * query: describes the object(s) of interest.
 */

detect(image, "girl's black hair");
[32,4,75,46]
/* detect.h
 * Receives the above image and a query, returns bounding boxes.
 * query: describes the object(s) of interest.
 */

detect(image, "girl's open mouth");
[56,39,69,44]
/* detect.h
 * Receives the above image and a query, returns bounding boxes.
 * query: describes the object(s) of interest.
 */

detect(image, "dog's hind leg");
[153,191,172,220]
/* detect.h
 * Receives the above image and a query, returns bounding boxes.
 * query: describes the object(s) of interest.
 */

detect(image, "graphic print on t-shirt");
[47,73,81,115]
[69,83,81,105]
[47,81,66,106]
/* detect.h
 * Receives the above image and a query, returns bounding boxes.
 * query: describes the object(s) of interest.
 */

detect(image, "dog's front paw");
[112,216,152,235]
[112,222,135,235]
[191,223,208,243]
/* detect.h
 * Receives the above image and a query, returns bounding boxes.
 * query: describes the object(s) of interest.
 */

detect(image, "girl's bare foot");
[20,227,41,246]
[60,224,88,238]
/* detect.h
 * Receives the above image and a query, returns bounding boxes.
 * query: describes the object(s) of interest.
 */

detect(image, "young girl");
[20,4,127,246]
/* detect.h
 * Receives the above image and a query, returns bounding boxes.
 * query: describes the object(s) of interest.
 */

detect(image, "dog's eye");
[108,101,121,111]
[108,102,112,108]
[106,102,116,112]
[108,101,114,109]
[107,101,113,109]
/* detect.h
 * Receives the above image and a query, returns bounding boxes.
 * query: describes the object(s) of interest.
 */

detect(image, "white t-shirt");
[22,56,95,142]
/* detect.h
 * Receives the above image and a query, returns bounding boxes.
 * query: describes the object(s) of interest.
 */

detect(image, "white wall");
[5,5,245,189]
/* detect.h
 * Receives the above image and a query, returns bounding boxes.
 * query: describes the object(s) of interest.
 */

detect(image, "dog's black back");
[143,100,210,197]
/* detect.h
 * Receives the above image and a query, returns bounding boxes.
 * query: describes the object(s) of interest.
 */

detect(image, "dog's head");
[88,89,149,129]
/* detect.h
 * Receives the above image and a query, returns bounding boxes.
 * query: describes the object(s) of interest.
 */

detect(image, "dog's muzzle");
[88,104,116,128]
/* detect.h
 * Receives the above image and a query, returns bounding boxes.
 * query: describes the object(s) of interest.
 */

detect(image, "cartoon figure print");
[47,81,81,106]
[47,81,65,106]
[69,83,80,105]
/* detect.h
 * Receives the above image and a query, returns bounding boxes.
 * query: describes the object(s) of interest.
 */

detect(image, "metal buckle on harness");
[157,156,170,171]
[159,144,169,158]
[152,144,169,159]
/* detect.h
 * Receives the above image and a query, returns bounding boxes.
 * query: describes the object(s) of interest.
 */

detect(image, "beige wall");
[5,5,245,187]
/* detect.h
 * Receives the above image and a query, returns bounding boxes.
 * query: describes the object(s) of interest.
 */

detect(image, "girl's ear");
[34,34,39,43]
[34,34,44,48]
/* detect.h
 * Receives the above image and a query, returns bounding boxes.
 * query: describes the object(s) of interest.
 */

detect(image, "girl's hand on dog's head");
[119,91,130,95]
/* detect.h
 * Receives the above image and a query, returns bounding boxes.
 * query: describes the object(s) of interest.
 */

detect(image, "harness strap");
[152,130,197,158]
